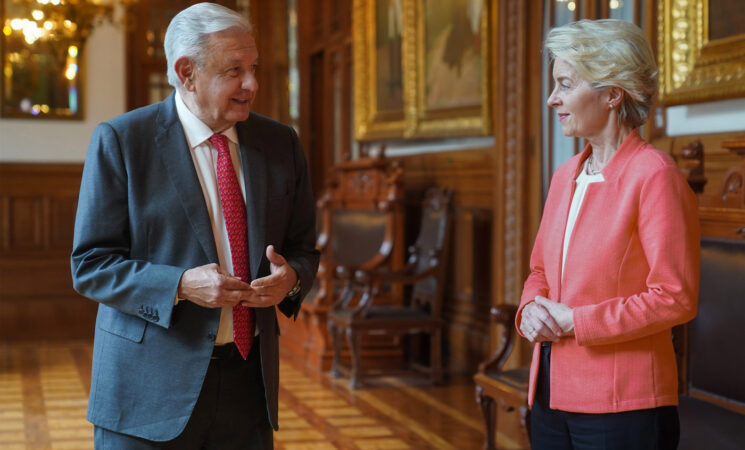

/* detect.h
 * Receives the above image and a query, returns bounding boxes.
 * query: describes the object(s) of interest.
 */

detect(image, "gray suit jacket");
[71,92,319,441]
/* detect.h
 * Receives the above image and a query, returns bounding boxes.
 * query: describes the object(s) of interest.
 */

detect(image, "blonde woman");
[517,19,699,449]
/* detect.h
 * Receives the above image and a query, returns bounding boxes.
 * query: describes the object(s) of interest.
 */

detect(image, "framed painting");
[407,0,490,138]
[658,0,745,105]
[353,0,407,140]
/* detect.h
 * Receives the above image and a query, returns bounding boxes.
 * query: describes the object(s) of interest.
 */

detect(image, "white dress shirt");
[174,90,248,345]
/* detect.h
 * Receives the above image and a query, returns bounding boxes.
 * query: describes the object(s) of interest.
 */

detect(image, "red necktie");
[209,133,255,359]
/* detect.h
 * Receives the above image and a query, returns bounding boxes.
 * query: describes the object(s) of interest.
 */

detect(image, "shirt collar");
[174,90,239,149]
[574,129,645,182]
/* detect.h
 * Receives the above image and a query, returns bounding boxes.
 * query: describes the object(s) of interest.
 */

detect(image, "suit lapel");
[156,93,219,263]
[237,119,267,281]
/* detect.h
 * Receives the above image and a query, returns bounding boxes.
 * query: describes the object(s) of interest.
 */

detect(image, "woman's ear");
[608,86,624,109]
[174,57,195,90]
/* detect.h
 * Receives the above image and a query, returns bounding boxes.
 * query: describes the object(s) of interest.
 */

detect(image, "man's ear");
[174,57,195,91]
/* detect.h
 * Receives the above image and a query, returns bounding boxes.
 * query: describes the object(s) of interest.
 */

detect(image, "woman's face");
[547,59,611,140]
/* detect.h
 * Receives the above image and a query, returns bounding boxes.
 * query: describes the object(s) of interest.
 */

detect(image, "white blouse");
[561,159,605,279]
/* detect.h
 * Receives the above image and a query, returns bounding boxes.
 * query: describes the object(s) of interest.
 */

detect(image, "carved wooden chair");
[311,154,404,310]
[473,304,531,450]
[327,187,453,389]
[280,154,405,370]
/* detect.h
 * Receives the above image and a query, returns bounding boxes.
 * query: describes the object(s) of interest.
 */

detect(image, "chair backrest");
[687,236,745,411]
[309,154,404,307]
[409,188,453,318]
[330,209,389,266]
[320,154,404,268]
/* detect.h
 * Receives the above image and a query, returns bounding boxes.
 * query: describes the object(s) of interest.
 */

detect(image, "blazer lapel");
[156,94,219,263]
[237,120,267,281]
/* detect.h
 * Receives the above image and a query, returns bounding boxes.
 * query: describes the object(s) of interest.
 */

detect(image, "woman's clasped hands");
[520,296,575,343]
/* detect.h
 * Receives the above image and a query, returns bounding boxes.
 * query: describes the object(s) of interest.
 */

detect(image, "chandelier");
[3,0,137,51]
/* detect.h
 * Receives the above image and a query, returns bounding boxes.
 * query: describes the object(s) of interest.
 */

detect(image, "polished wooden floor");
[0,340,526,449]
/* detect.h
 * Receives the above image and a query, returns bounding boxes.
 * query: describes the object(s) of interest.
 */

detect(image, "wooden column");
[490,0,544,369]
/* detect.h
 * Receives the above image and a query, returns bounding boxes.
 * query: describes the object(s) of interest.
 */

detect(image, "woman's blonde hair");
[544,19,657,129]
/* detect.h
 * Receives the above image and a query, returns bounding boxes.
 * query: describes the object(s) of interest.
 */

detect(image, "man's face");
[190,30,258,132]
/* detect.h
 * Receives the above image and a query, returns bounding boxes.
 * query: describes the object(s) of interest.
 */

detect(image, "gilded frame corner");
[658,0,745,106]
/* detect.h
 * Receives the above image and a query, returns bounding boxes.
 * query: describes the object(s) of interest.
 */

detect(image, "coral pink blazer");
[517,130,700,413]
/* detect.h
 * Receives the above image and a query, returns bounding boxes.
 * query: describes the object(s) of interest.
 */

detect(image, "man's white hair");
[164,3,253,89]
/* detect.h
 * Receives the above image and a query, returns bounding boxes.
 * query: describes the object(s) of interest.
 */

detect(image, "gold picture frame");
[406,0,490,138]
[353,0,407,140]
[658,0,745,105]
[354,0,491,141]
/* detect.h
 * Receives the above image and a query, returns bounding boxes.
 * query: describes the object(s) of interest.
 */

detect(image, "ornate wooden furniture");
[327,187,453,389]
[278,153,405,371]
[717,138,745,209]
[473,305,530,450]
[680,139,707,194]
[675,138,745,450]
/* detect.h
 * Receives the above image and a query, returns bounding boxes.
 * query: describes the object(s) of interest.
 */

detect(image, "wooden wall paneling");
[445,205,493,372]
[0,196,8,250]
[327,50,340,165]
[297,0,354,194]
[7,196,43,250]
[393,148,494,374]
[251,0,291,122]
[0,164,96,340]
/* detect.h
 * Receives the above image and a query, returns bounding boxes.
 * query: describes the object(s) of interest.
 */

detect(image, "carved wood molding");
[493,0,527,309]
[658,0,745,105]
[719,138,745,208]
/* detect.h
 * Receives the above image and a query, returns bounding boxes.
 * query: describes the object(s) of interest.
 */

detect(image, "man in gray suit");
[71,3,319,448]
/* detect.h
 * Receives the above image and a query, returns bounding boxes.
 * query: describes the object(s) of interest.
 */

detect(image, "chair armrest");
[316,230,329,252]
[353,263,431,285]
[335,264,356,280]
[330,238,396,282]
[353,248,441,286]
[477,304,519,375]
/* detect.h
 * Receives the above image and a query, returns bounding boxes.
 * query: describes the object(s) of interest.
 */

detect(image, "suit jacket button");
[207,333,216,341]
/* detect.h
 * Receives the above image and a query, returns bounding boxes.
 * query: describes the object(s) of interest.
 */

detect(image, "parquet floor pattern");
[0,341,513,449]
